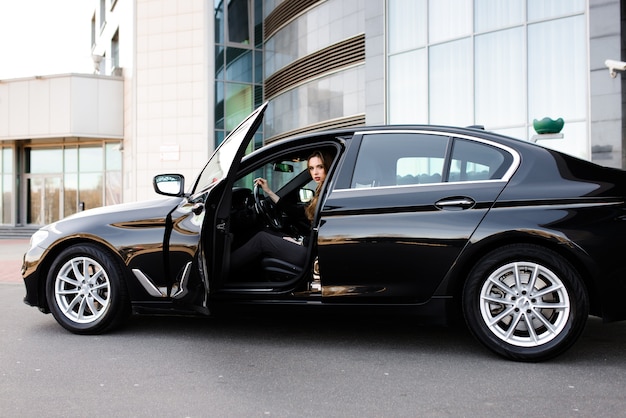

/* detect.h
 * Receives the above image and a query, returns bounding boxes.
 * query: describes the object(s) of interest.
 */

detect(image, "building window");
[214,0,264,148]
[111,29,119,72]
[1,147,13,225]
[99,0,106,30]
[91,14,96,48]
[24,143,121,225]
[387,0,588,159]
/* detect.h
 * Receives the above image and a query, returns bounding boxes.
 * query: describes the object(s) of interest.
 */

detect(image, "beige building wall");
[94,0,213,203]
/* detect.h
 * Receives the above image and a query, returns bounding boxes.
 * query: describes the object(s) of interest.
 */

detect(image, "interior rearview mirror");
[273,162,294,173]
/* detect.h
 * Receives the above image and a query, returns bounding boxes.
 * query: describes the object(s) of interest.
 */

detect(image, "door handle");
[435,197,476,210]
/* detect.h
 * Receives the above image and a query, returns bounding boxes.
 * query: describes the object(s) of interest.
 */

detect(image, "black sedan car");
[22,103,626,361]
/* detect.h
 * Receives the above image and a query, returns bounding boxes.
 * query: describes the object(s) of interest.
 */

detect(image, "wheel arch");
[442,230,598,317]
[36,236,131,312]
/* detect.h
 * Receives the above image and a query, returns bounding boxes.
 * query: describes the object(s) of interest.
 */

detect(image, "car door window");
[350,132,513,188]
[449,138,511,182]
[234,159,308,192]
[351,133,449,188]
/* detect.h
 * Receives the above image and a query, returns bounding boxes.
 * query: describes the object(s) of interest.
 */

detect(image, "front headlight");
[29,229,49,249]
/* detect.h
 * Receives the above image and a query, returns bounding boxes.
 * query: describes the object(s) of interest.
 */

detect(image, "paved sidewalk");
[0,239,30,283]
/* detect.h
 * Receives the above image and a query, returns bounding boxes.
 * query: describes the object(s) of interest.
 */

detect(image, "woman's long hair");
[305,150,332,221]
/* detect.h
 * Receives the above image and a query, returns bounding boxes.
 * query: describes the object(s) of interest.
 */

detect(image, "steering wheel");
[253,184,283,230]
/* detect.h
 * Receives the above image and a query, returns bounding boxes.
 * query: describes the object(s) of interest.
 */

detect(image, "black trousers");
[231,230,307,270]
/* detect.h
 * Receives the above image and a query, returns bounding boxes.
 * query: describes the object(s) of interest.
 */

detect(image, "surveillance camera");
[605,59,626,78]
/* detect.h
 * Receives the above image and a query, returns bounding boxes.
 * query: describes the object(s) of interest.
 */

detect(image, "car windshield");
[192,105,265,194]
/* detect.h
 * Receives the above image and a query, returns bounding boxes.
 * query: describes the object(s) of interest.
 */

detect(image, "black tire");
[46,243,131,334]
[462,244,588,362]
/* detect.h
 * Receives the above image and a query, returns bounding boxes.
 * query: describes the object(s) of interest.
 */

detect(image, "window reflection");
[388,49,427,124]
[24,144,122,225]
[387,0,589,158]
[1,148,13,224]
[265,66,365,139]
[429,0,472,44]
[215,0,263,148]
[429,38,473,126]
[388,0,426,54]
[528,16,586,121]
[263,0,365,78]
[228,0,250,44]
[527,0,584,21]
[474,0,523,32]
[475,28,525,127]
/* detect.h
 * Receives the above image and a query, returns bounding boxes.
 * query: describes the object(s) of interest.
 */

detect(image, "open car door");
[195,102,268,294]
[153,103,267,311]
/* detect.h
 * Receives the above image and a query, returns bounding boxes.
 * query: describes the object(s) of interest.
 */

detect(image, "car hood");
[40,196,185,237]
[64,196,183,221]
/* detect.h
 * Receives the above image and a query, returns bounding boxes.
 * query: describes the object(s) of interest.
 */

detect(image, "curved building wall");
[262,0,372,142]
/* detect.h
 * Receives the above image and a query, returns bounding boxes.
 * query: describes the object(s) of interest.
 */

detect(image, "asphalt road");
[2,281,626,418]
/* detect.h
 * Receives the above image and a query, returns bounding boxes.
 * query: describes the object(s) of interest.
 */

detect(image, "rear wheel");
[46,244,130,334]
[462,244,588,361]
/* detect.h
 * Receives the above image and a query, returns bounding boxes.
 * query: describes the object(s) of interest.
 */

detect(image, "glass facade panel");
[79,173,103,211]
[527,0,585,21]
[64,147,78,172]
[429,38,473,126]
[225,48,253,83]
[387,0,588,158]
[215,0,224,44]
[263,0,365,78]
[24,143,121,225]
[227,0,250,44]
[388,49,428,124]
[528,16,586,122]
[27,149,63,174]
[64,173,78,217]
[474,0,523,32]
[265,66,365,138]
[225,83,253,130]
[388,0,426,54]
[105,143,122,205]
[105,143,122,171]
[429,0,472,44]
[215,46,225,79]
[27,176,61,225]
[215,0,263,148]
[79,147,103,172]
[475,28,525,128]
[1,148,13,224]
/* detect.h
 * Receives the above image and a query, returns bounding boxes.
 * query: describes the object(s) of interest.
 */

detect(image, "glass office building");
[0,0,622,231]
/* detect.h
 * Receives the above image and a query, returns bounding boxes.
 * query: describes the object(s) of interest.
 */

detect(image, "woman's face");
[308,156,326,184]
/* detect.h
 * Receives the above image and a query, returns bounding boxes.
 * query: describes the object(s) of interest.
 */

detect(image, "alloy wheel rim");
[54,256,111,324]
[479,261,570,347]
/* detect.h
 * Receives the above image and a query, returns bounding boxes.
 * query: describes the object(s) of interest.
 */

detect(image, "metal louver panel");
[265,0,323,40]
[265,34,365,100]
[266,114,366,144]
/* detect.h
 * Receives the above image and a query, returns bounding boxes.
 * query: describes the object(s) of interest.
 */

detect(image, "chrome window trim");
[334,129,521,192]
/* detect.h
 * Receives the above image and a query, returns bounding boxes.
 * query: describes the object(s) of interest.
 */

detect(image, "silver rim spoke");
[479,261,570,347]
[54,255,111,324]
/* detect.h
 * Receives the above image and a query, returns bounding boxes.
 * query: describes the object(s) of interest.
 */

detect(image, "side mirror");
[153,174,185,196]
[299,188,314,203]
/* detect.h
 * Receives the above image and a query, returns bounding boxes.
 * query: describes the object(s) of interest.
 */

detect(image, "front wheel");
[462,244,588,361]
[46,244,130,334]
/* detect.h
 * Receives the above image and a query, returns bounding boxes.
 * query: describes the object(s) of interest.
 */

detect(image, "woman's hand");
[255,178,271,193]
[255,178,279,203]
